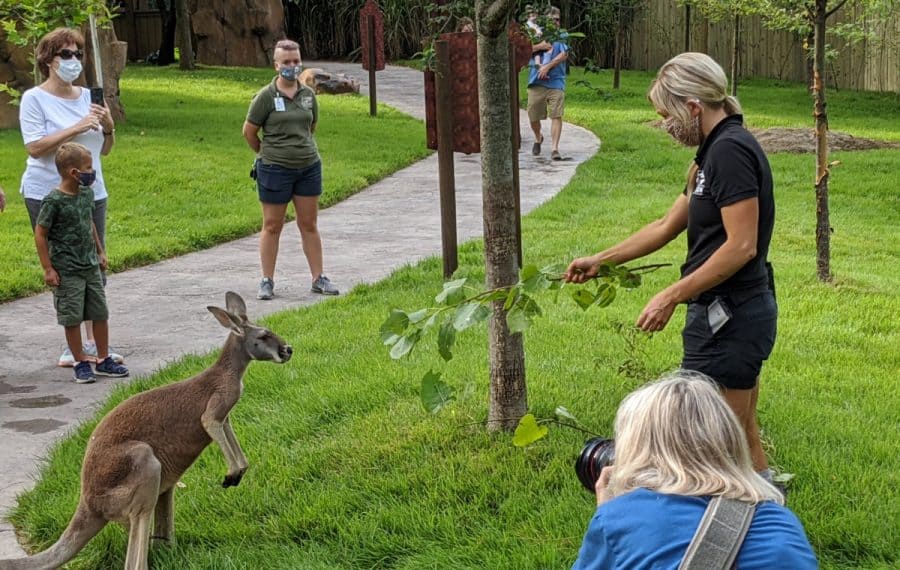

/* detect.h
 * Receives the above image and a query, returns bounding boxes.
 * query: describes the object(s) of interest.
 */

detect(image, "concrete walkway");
[0,62,600,558]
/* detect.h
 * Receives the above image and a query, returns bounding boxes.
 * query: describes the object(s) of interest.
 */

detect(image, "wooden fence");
[111,0,163,62]
[627,0,900,92]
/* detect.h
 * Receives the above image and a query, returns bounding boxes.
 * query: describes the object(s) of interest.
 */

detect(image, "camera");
[574,437,615,492]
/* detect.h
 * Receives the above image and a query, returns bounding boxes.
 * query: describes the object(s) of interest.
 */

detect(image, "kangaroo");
[0,292,292,570]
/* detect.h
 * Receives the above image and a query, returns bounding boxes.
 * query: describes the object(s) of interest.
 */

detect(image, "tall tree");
[475,0,526,432]
[154,0,176,66]
[175,0,193,70]
[758,0,895,281]
[687,0,756,95]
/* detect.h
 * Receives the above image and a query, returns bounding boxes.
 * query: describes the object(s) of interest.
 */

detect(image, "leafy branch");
[380,261,669,434]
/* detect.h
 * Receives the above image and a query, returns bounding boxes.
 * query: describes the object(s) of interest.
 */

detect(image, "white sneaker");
[58,347,76,367]
[83,342,125,364]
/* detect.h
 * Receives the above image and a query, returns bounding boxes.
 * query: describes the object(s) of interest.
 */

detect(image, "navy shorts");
[681,291,777,390]
[256,160,322,204]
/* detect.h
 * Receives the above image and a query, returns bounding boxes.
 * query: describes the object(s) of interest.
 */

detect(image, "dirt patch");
[647,121,900,153]
[748,127,900,154]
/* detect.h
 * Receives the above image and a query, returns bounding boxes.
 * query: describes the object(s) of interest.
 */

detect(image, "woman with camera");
[18,27,121,368]
[566,52,777,479]
[572,372,817,569]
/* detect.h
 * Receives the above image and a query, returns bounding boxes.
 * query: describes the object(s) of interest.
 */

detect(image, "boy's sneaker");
[58,344,124,367]
[58,347,76,367]
[83,342,125,364]
[95,356,129,378]
[257,277,275,300]
[73,361,96,384]
[311,274,339,295]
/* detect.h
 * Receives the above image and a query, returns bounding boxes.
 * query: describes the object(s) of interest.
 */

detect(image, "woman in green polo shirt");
[242,39,338,300]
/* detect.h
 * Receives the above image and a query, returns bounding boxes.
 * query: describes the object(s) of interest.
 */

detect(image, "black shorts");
[681,291,777,390]
[256,160,322,204]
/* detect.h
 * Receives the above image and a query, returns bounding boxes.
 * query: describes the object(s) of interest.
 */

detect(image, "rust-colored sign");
[425,26,534,154]
[360,0,385,72]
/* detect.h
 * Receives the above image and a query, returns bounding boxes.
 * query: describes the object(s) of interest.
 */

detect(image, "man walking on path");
[527,6,569,161]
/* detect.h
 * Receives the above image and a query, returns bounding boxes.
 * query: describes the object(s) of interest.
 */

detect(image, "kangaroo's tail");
[0,502,106,570]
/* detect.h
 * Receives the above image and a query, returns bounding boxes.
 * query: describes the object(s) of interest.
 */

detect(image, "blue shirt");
[572,489,818,570]
[527,40,568,90]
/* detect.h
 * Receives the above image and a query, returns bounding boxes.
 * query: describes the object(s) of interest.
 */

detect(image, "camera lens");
[574,437,615,492]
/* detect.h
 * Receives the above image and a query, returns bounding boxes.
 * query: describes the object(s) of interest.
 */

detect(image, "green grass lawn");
[7,70,899,569]
[0,64,430,302]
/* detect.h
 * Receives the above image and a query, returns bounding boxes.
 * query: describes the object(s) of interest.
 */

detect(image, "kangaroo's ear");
[208,306,245,336]
[225,292,248,322]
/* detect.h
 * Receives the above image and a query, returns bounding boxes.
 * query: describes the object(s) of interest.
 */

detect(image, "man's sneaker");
[58,347,76,367]
[95,356,129,378]
[257,277,275,300]
[83,342,125,364]
[73,361,96,384]
[311,274,339,295]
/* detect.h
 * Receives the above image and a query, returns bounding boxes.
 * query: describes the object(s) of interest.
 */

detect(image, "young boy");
[34,142,129,383]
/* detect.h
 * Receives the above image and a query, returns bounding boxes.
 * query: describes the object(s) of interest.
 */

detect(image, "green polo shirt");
[246,78,320,169]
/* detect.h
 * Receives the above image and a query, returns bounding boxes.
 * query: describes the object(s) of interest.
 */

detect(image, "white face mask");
[56,59,83,83]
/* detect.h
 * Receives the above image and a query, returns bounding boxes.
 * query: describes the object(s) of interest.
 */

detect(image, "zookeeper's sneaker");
[311,274,339,295]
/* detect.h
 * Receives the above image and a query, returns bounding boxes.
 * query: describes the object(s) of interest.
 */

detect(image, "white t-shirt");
[18,86,108,201]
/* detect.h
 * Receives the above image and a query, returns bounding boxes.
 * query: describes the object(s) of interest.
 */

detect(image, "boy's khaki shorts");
[53,268,108,327]
[527,85,565,122]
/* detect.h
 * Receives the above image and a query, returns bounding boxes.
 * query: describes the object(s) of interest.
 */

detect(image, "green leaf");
[453,303,479,331]
[521,295,542,318]
[594,283,617,308]
[540,262,566,276]
[435,278,467,305]
[437,322,456,361]
[596,262,616,277]
[512,414,549,447]
[407,308,430,324]
[389,330,420,360]
[520,264,540,282]
[571,288,594,310]
[506,306,529,334]
[503,287,519,311]
[555,406,578,422]
[380,309,408,345]
[619,272,641,289]
[421,370,455,414]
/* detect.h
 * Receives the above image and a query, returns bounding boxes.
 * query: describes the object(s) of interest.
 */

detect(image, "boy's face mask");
[76,169,96,187]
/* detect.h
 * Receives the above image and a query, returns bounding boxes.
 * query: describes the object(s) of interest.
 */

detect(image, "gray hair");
[609,371,784,504]
[648,52,742,126]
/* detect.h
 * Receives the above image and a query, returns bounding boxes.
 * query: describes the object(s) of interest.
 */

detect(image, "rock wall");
[190,0,284,67]
[0,33,33,129]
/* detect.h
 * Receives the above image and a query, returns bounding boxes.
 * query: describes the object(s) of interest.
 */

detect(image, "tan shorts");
[527,86,565,122]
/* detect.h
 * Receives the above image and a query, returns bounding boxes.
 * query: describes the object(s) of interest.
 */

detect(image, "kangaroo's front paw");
[222,468,247,488]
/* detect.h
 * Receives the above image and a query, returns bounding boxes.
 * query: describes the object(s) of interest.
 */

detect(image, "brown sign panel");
[425,27,535,154]
[360,0,385,71]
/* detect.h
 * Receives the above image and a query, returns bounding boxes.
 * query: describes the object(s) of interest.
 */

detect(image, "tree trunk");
[730,14,740,96]
[476,0,527,432]
[804,29,815,92]
[684,4,691,52]
[155,0,177,65]
[813,0,831,282]
[175,0,194,70]
[613,4,623,89]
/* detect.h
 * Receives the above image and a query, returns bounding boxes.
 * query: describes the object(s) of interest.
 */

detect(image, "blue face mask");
[77,170,96,187]
[279,65,301,82]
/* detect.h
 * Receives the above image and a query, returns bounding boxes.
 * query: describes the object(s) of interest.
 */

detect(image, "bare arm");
[537,48,568,80]
[25,104,105,159]
[565,193,689,282]
[34,224,59,286]
[92,222,108,271]
[636,197,760,332]
[242,121,261,154]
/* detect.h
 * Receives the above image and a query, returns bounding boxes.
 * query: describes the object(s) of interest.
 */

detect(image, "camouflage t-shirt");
[36,187,99,273]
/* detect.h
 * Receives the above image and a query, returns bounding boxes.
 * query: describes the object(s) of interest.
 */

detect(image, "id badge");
[274,97,286,112]
[707,297,732,335]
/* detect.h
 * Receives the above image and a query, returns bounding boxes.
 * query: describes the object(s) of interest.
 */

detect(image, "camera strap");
[677,496,756,570]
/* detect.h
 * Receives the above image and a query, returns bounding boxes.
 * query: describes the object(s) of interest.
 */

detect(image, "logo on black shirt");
[693,169,707,196]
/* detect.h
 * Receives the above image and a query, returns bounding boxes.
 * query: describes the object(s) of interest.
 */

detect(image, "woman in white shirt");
[19,27,122,367]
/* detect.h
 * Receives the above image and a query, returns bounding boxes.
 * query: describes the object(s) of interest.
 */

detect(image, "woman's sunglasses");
[57,49,84,60]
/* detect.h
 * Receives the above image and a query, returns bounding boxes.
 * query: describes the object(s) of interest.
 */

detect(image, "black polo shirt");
[682,114,774,296]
